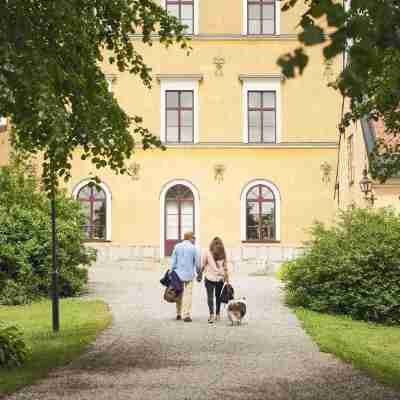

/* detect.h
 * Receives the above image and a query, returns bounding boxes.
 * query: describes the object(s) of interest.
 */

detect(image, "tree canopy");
[0,0,189,190]
[278,0,400,181]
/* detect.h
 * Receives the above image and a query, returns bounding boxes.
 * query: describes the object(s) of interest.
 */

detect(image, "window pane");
[180,91,193,107]
[248,19,261,34]
[181,200,193,215]
[182,19,193,33]
[78,186,91,200]
[167,110,179,127]
[93,201,106,240]
[249,126,262,142]
[261,201,274,216]
[167,215,179,240]
[166,91,179,108]
[262,125,276,142]
[166,200,178,214]
[94,187,106,199]
[247,187,259,200]
[248,92,261,108]
[180,126,193,142]
[182,215,194,232]
[248,4,261,19]
[261,225,274,240]
[167,126,179,142]
[263,92,275,108]
[80,202,91,222]
[261,186,274,200]
[247,227,259,241]
[262,4,274,19]
[263,110,275,126]
[249,111,261,127]
[181,4,193,19]
[181,110,193,127]
[262,19,275,34]
[166,4,179,18]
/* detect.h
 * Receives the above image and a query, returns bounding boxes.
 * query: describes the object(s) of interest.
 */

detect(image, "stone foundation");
[87,243,305,266]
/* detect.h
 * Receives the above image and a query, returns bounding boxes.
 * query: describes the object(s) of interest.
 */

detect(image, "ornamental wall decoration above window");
[127,162,141,181]
[214,164,226,183]
[320,161,332,184]
[213,57,226,77]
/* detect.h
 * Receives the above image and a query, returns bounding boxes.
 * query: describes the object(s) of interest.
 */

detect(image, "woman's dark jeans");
[205,278,224,315]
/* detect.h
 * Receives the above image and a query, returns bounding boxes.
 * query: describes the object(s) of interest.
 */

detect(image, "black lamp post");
[359,168,376,206]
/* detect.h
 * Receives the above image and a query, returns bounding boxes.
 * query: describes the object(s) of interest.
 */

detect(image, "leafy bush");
[0,324,30,367]
[0,156,96,305]
[282,207,400,324]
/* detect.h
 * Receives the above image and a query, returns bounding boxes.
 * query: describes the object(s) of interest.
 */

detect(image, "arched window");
[242,182,279,242]
[76,183,107,240]
[160,179,200,258]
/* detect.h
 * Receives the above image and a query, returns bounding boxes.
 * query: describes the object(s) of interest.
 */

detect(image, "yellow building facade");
[0,1,343,263]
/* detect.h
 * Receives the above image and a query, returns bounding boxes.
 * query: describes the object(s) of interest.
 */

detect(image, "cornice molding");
[161,142,338,149]
[128,33,298,42]
[239,73,283,81]
[156,74,204,82]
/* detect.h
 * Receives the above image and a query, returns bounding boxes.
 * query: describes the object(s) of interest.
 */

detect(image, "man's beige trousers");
[176,280,193,318]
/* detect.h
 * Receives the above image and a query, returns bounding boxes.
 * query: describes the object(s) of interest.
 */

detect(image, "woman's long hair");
[210,237,226,262]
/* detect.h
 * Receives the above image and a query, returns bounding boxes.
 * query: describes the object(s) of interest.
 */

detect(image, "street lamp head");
[359,168,372,195]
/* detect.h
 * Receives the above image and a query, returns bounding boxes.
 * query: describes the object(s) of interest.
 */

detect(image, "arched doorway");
[164,184,195,256]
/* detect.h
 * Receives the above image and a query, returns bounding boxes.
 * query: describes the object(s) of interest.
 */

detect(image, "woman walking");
[200,237,229,323]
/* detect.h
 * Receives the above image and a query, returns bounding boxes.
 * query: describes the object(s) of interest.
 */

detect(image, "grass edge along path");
[0,299,112,396]
[295,307,400,390]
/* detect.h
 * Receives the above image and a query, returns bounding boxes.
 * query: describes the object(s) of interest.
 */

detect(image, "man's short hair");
[184,231,194,241]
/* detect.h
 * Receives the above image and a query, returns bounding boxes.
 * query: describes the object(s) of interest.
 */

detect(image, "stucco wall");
[104,41,341,144]
[66,147,337,250]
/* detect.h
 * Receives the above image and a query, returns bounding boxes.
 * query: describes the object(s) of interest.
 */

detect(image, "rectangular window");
[247,0,276,35]
[247,91,276,143]
[166,90,194,143]
[347,135,354,185]
[166,0,194,34]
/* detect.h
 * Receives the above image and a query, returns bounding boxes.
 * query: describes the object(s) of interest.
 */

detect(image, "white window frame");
[160,79,200,144]
[240,179,281,242]
[72,179,113,241]
[160,179,200,258]
[242,77,282,144]
[161,0,200,35]
[242,0,281,35]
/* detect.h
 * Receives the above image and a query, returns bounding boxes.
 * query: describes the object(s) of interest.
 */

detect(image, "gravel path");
[7,262,400,400]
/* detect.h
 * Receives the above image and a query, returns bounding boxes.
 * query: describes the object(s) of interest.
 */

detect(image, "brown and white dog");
[227,298,247,325]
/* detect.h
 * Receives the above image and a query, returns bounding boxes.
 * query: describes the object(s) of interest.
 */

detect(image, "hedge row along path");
[7,261,400,400]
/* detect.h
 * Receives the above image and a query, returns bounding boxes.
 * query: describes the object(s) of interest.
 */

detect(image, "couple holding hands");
[170,232,230,324]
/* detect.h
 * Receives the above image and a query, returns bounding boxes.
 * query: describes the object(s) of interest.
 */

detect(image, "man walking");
[171,231,199,322]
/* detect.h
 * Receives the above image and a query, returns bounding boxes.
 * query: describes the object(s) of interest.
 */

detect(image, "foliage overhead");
[0,0,189,191]
[278,0,400,180]
[0,155,95,305]
[281,207,400,324]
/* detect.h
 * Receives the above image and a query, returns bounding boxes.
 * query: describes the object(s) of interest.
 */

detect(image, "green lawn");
[0,299,112,395]
[296,308,400,389]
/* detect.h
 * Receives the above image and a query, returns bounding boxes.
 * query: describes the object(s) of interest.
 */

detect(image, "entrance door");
[165,185,195,256]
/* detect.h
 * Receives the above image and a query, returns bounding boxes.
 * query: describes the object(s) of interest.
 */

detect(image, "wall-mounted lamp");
[359,168,376,207]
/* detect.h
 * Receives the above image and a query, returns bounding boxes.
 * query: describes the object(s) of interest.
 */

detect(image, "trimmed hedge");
[282,207,400,324]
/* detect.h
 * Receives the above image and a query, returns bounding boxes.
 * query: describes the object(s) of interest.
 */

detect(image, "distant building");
[337,116,400,210]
